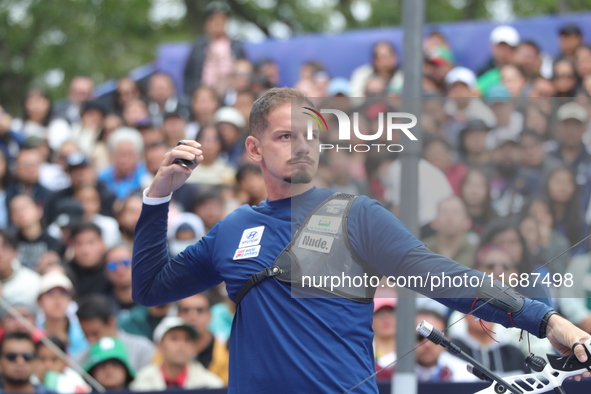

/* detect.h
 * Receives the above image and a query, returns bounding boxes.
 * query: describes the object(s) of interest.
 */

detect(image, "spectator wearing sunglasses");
[104,245,135,315]
[36,272,88,359]
[0,332,53,393]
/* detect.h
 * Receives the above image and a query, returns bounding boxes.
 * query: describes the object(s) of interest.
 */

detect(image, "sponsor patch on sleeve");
[233,245,261,260]
[238,226,265,248]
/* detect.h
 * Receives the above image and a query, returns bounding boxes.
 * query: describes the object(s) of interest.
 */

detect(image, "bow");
[343,234,591,394]
[417,320,591,394]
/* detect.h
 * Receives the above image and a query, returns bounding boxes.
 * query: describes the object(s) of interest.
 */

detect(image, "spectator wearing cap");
[183,3,246,100]
[552,59,579,97]
[45,198,85,246]
[0,229,42,307]
[147,73,182,128]
[36,272,88,358]
[9,194,62,270]
[444,67,496,147]
[424,46,455,95]
[556,23,583,63]
[485,85,523,150]
[350,41,403,97]
[214,106,245,166]
[372,297,397,382]
[548,102,591,186]
[104,244,136,313]
[458,119,493,173]
[6,147,52,210]
[99,127,148,200]
[76,295,155,373]
[73,184,121,249]
[477,25,519,78]
[167,213,205,258]
[176,294,229,384]
[0,332,53,394]
[327,77,350,98]
[130,317,223,390]
[84,337,135,390]
[53,76,94,126]
[43,152,117,225]
[186,125,236,186]
[65,222,110,298]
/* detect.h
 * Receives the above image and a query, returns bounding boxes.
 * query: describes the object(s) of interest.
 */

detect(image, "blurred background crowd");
[1,1,591,392]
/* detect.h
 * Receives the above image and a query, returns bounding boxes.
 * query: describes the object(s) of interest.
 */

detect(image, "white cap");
[153,316,198,343]
[557,102,588,123]
[490,25,520,47]
[39,272,74,296]
[445,67,477,90]
[214,107,246,129]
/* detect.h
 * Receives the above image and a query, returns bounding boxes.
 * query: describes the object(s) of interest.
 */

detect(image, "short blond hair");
[249,87,314,137]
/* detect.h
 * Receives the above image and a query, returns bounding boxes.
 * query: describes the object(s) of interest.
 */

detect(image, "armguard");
[476,279,525,314]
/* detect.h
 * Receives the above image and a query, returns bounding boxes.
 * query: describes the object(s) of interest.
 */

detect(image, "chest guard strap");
[234,193,380,305]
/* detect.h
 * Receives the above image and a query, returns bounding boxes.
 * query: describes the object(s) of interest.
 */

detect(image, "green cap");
[427,46,455,66]
[84,337,135,379]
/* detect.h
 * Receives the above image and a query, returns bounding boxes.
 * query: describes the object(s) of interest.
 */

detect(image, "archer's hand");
[546,314,591,381]
[146,140,203,198]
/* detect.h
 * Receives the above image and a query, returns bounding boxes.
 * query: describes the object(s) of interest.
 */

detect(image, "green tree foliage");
[0,0,190,114]
[1,0,589,113]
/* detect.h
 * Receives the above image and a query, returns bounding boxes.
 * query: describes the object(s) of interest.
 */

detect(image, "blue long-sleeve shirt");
[132,187,552,394]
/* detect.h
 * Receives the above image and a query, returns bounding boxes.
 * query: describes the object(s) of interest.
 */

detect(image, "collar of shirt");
[161,365,188,388]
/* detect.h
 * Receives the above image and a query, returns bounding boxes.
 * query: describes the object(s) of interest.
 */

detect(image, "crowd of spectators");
[0,2,591,391]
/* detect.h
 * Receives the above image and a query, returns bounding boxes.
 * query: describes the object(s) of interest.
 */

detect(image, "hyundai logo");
[246,231,258,239]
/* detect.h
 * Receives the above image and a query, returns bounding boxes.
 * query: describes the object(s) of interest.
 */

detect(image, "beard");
[283,165,313,184]
[4,375,31,386]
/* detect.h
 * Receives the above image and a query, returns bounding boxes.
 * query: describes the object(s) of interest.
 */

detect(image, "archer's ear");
[245,136,262,163]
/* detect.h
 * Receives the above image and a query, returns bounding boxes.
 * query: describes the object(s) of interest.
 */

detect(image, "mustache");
[288,156,315,165]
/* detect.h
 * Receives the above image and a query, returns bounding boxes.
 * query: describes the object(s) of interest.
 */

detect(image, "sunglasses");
[106,259,130,272]
[3,352,35,362]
